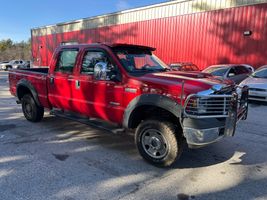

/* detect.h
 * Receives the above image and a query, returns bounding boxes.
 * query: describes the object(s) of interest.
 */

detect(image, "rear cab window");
[55,49,79,73]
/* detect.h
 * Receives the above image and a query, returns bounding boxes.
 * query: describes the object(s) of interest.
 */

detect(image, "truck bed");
[16,67,49,74]
[9,67,50,108]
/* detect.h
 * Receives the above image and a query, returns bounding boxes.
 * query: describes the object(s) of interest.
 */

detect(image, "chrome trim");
[183,94,233,119]
[125,88,137,93]
[183,127,225,147]
[109,102,120,106]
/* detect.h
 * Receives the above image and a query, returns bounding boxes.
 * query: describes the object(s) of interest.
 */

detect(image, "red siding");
[32,3,267,69]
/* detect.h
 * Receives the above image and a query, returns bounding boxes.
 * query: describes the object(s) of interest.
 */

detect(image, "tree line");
[0,39,31,62]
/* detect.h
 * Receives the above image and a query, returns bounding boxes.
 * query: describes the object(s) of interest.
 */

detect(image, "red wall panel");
[32,3,267,69]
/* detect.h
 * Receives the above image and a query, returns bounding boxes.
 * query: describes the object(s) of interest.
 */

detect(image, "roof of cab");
[59,43,156,51]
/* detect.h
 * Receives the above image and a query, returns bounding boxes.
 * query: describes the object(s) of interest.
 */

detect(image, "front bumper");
[183,126,225,147]
[182,86,248,148]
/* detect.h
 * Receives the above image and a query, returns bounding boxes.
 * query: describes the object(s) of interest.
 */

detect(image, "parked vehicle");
[0,61,10,70]
[202,64,252,84]
[169,62,200,72]
[0,60,26,70]
[240,65,267,102]
[9,43,249,167]
[23,60,32,68]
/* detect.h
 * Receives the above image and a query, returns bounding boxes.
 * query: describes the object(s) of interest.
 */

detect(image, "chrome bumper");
[182,86,248,148]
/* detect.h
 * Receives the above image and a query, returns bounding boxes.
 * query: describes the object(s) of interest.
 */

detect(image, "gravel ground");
[0,71,267,200]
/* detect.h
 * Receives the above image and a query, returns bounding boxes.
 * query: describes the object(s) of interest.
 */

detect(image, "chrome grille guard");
[183,85,249,120]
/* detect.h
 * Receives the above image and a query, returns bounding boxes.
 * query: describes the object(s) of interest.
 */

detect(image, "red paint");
[9,43,232,125]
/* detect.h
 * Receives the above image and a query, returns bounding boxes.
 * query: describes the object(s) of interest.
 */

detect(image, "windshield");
[203,66,228,76]
[115,49,169,73]
[181,65,199,71]
[251,68,267,78]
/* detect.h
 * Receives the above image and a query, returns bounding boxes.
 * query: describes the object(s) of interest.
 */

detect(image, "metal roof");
[32,0,267,37]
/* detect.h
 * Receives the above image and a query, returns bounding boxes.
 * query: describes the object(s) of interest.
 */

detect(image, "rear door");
[47,48,79,111]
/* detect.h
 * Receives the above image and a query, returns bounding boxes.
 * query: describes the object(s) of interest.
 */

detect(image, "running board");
[50,109,125,134]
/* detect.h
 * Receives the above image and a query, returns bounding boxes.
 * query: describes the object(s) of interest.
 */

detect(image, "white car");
[240,65,267,102]
[0,61,10,70]
[0,60,26,70]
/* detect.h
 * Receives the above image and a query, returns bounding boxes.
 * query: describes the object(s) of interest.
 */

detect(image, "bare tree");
[0,39,31,61]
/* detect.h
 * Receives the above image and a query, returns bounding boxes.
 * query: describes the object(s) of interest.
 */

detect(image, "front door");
[75,49,124,123]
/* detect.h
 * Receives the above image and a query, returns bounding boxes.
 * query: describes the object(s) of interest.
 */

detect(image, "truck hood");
[138,71,234,94]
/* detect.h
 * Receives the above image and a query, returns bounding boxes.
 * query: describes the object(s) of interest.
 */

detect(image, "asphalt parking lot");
[0,71,267,200]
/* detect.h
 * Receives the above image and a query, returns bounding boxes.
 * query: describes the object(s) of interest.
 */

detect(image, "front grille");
[184,86,248,119]
[184,95,232,118]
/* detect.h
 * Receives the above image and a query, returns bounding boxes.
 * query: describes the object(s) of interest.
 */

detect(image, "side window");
[81,50,120,81]
[81,51,109,74]
[228,68,236,77]
[55,49,78,73]
[234,66,248,75]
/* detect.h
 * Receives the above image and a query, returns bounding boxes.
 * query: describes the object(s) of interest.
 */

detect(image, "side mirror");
[94,62,121,81]
[94,62,108,80]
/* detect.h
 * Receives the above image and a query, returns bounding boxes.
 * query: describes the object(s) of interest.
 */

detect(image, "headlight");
[185,97,207,114]
[185,95,232,117]
[198,98,208,113]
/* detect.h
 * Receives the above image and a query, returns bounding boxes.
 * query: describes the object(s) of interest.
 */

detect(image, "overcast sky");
[0,0,166,42]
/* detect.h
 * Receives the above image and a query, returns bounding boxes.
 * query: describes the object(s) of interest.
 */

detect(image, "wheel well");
[128,105,181,129]
[17,85,32,100]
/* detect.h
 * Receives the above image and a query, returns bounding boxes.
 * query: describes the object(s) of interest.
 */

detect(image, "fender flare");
[16,79,41,106]
[123,94,182,128]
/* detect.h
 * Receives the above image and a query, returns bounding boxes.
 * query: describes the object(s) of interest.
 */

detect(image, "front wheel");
[135,119,183,167]
[22,94,44,122]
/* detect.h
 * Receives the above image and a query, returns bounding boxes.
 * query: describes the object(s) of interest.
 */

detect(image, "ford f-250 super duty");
[9,43,249,167]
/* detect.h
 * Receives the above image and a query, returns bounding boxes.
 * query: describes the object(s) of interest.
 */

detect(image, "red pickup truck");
[9,43,249,167]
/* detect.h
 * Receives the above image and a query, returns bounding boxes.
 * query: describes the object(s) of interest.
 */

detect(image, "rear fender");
[16,79,41,106]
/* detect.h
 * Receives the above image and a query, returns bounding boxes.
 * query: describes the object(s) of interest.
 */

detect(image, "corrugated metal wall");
[32,0,267,69]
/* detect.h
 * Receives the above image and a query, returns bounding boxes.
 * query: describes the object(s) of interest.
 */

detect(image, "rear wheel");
[22,94,44,122]
[135,119,183,167]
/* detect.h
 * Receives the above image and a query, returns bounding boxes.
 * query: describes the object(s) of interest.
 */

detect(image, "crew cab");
[9,43,249,167]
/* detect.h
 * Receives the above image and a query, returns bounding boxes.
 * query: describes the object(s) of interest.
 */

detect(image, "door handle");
[50,77,54,84]
[75,80,80,89]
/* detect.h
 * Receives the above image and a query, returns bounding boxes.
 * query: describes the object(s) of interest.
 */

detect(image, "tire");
[135,119,183,167]
[6,66,12,71]
[21,94,44,122]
